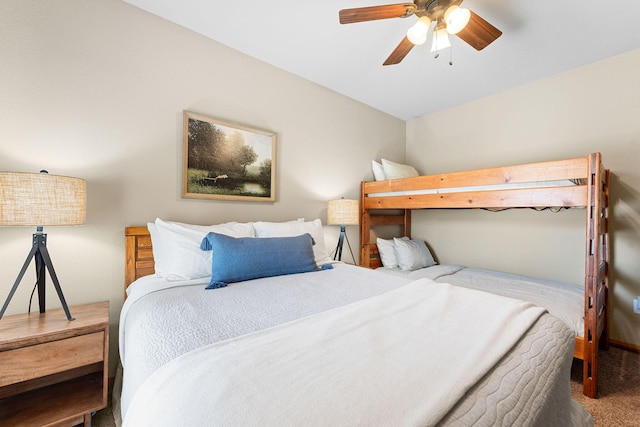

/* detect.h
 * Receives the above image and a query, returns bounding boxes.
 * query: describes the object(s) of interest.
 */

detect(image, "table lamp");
[327,198,359,262]
[0,170,86,320]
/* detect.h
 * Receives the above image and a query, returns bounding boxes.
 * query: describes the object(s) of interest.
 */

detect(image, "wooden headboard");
[124,226,154,296]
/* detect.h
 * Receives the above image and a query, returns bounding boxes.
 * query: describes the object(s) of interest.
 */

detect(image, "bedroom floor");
[570,347,640,426]
[90,347,639,427]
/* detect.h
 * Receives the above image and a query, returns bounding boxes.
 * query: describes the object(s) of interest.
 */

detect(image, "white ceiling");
[124,0,640,120]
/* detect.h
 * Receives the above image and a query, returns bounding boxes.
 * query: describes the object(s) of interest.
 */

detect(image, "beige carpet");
[93,347,639,427]
[571,347,640,426]
[91,405,117,427]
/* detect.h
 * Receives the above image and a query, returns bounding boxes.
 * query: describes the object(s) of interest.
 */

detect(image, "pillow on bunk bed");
[376,236,409,268]
[381,159,419,180]
[200,232,318,289]
[253,218,332,267]
[393,237,437,271]
[371,160,386,181]
[151,218,255,280]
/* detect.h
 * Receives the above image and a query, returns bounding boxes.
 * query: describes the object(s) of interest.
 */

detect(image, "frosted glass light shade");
[327,199,359,226]
[444,5,471,34]
[0,172,86,226]
[431,28,451,52]
[407,16,432,45]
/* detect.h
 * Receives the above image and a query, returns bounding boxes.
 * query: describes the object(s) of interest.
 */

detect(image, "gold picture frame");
[182,111,276,202]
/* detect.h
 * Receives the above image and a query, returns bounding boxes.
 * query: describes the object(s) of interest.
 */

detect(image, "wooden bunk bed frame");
[359,152,610,399]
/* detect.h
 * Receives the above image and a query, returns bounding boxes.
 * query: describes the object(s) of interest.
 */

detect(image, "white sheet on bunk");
[368,179,579,198]
[377,264,584,337]
[376,263,466,279]
[122,280,546,427]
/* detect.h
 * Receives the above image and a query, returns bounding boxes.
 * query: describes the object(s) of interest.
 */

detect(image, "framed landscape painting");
[182,111,276,202]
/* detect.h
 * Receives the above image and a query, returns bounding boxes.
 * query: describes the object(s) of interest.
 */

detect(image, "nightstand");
[0,301,109,427]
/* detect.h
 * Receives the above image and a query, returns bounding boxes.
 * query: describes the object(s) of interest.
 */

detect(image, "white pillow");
[376,236,408,268]
[147,222,167,276]
[371,160,386,181]
[393,237,437,271]
[152,218,255,280]
[381,159,419,180]
[253,218,331,266]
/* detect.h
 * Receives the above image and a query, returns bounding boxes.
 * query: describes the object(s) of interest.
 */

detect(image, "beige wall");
[0,0,406,374]
[2,0,638,376]
[407,49,640,347]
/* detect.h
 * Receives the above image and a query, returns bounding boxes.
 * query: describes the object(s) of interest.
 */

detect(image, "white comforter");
[379,264,585,336]
[119,264,416,417]
[123,279,545,426]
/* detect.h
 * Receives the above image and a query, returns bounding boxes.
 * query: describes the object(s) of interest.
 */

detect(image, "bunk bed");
[359,152,610,398]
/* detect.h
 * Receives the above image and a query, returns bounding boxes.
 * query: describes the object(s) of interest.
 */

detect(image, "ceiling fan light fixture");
[338,1,501,65]
[406,16,432,45]
[430,27,451,52]
[444,5,471,35]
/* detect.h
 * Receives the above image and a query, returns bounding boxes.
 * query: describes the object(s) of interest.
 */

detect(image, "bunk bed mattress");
[380,264,585,337]
[119,264,586,426]
[368,179,580,198]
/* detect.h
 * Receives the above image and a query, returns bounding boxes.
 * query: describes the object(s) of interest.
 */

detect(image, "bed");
[118,220,593,426]
[360,152,610,399]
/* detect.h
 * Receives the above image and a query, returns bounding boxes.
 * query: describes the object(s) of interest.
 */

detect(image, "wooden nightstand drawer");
[0,331,104,387]
[0,301,109,427]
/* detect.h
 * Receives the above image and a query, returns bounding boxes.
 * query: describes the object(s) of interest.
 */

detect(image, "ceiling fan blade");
[454,10,502,50]
[339,3,417,24]
[383,36,415,66]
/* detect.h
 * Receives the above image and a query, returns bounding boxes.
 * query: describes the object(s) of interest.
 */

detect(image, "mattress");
[118,264,591,426]
[368,179,581,198]
[378,264,585,337]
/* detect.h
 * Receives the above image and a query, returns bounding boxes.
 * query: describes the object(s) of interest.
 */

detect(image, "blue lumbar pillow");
[200,232,318,289]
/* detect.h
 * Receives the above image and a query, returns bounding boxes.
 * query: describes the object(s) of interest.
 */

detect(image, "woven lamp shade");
[0,172,86,226]
[327,199,359,226]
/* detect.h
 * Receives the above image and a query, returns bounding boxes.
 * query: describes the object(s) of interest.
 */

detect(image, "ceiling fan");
[339,0,502,66]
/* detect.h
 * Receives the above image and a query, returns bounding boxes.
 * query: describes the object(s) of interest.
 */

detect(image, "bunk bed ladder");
[583,152,610,398]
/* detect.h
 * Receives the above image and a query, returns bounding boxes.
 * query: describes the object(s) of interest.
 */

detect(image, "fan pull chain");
[431,30,453,66]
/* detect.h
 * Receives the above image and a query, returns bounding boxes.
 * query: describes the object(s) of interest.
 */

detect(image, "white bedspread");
[378,264,585,337]
[118,264,415,417]
[123,279,546,426]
